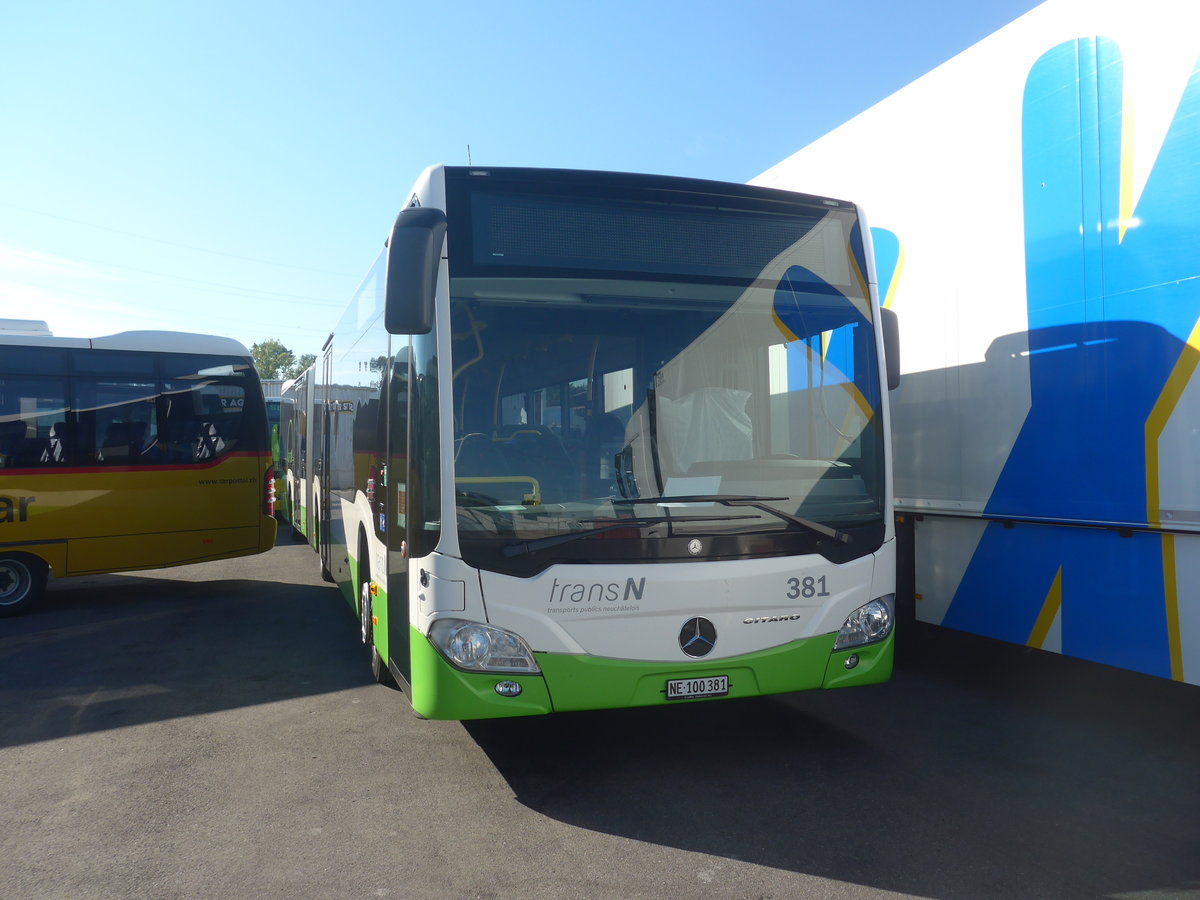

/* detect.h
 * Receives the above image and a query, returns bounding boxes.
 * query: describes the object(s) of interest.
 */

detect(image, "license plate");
[665,675,729,701]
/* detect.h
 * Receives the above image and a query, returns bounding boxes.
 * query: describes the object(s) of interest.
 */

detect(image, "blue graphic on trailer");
[941,38,1200,678]
[871,229,902,308]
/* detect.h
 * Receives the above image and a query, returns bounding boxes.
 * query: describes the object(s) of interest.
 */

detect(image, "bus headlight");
[429,619,541,674]
[832,595,895,651]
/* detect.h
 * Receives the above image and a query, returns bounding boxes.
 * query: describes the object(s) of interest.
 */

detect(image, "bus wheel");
[359,579,372,644]
[317,515,334,583]
[359,561,396,687]
[0,554,48,617]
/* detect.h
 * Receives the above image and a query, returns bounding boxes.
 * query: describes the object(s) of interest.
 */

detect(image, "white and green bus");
[311,165,900,719]
[278,366,316,546]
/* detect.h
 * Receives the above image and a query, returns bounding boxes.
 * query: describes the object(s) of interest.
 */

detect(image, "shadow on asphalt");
[0,545,367,750]
[7,547,1199,899]
[466,623,1200,899]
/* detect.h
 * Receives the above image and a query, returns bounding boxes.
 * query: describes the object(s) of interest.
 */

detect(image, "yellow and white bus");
[0,326,278,615]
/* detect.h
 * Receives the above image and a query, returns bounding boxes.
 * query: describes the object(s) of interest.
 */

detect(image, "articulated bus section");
[278,367,317,547]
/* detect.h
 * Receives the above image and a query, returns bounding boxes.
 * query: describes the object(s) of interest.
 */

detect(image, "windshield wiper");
[612,495,851,544]
[501,514,751,558]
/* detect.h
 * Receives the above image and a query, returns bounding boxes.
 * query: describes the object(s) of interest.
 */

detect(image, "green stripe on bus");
[407,626,894,720]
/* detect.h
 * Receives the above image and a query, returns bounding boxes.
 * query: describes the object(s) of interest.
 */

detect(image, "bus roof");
[0,319,53,336]
[0,330,252,357]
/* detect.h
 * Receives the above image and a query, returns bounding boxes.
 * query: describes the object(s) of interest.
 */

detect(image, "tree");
[290,353,316,379]
[250,339,295,380]
[251,342,316,381]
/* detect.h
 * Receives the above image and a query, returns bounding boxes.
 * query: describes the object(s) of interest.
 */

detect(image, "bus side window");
[196,390,241,459]
[40,422,67,464]
[99,421,148,464]
[161,379,246,464]
[159,393,193,463]
[0,375,70,469]
[0,419,26,468]
[195,421,226,461]
[77,379,158,465]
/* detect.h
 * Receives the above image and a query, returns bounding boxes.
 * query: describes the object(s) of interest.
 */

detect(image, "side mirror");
[880,306,900,390]
[384,207,447,335]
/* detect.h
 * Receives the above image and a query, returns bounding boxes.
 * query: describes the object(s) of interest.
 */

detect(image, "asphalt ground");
[1,539,1198,900]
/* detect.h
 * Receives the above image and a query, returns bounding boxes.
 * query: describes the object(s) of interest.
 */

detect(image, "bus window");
[76,379,159,465]
[0,375,69,469]
[162,383,244,462]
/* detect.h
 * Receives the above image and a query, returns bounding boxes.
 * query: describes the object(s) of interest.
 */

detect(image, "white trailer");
[755,0,1200,684]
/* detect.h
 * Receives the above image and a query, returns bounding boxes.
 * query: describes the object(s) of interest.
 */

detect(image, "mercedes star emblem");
[679,616,717,658]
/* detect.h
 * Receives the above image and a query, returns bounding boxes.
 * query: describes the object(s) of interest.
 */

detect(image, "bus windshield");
[447,174,886,574]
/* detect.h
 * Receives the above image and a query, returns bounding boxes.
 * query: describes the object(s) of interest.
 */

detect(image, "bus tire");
[0,554,48,617]
[358,546,396,688]
[317,513,334,583]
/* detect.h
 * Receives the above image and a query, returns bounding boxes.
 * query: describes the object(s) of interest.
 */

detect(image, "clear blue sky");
[1,0,1043,361]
